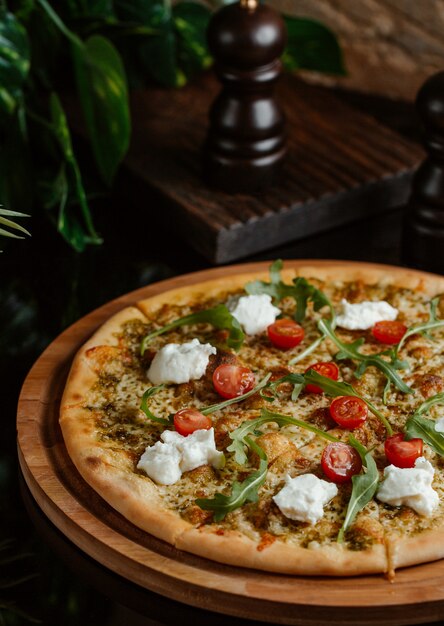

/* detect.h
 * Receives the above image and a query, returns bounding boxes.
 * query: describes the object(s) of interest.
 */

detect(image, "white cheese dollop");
[229,294,280,335]
[147,338,216,384]
[272,474,338,524]
[376,457,439,517]
[336,299,399,330]
[137,428,224,485]
[435,417,444,433]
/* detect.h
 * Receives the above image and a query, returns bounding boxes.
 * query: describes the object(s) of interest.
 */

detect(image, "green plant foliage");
[48,93,103,251]
[0,9,30,115]
[72,35,130,184]
[283,17,345,75]
[0,1,344,250]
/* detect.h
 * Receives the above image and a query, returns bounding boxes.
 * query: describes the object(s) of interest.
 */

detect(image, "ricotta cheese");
[272,473,338,524]
[435,417,444,433]
[229,294,281,335]
[147,338,216,384]
[376,457,439,516]
[336,299,398,330]
[137,428,224,485]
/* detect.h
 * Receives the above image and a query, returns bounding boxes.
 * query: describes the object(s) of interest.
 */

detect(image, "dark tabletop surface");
[3,84,442,626]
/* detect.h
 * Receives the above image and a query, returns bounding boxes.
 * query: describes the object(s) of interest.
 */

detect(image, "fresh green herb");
[195,437,268,522]
[245,260,336,366]
[303,370,393,435]
[319,319,413,395]
[228,407,339,465]
[397,297,444,354]
[404,392,444,456]
[201,373,272,415]
[245,259,335,323]
[260,373,305,402]
[140,385,171,426]
[337,435,379,543]
[140,304,244,355]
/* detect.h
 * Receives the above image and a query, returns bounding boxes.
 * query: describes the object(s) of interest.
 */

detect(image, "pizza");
[59,261,444,577]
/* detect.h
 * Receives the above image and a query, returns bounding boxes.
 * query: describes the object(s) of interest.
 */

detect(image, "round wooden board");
[17,260,444,626]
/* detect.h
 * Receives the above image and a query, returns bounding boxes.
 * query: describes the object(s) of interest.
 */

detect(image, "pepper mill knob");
[402,71,444,272]
[203,0,287,193]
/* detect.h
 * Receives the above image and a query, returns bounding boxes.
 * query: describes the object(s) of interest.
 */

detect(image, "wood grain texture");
[273,0,444,100]
[125,74,423,263]
[17,260,444,626]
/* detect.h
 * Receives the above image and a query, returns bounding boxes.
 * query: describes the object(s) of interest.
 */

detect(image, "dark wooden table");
[5,82,441,626]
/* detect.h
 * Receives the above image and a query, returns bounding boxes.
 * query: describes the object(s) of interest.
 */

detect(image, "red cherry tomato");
[384,433,423,468]
[329,396,368,429]
[267,319,305,350]
[321,442,363,483]
[212,364,255,399]
[305,362,339,393]
[173,408,212,436]
[371,320,407,345]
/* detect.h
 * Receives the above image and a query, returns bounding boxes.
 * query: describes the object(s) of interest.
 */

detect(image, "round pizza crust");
[59,264,444,576]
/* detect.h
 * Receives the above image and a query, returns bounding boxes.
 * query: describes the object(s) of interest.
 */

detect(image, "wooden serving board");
[123,73,424,264]
[17,260,444,626]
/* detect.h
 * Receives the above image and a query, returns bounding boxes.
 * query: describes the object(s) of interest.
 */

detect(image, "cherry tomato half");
[321,442,363,483]
[305,362,339,394]
[371,320,407,345]
[267,319,305,350]
[212,364,256,399]
[329,396,368,429]
[173,408,212,436]
[384,433,423,468]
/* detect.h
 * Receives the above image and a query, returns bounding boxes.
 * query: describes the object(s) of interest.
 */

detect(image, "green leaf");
[72,34,130,184]
[228,407,339,466]
[202,373,271,415]
[140,385,171,425]
[0,206,30,239]
[260,372,305,402]
[246,259,335,324]
[404,392,444,455]
[173,2,212,79]
[337,435,379,542]
[196,437,268,521]
[140,304,245,354]
[0,10,30,115]
[396,297,444,354]
[282,16,345,76]
[302,370,393,434]
[319,319,413,395]
[115,0,186,87]
[48,93,102,251]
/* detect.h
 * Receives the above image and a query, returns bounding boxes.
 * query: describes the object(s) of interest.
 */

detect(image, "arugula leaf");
[303,370,393,434]
[228,407,339,465]
[201,373,272,415]
[196,437,268,522]
[245,260,336,366]
[246,260,335,324]
[337,435,379,543]
[319,319,413,395]
[397,297,444,354]
[140,385,171,426]
[140,304,244,354]
[260,373,305,402]
[404,392,444,456]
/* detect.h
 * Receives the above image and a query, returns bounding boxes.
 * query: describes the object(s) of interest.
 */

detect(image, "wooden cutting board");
[17,260,444,626]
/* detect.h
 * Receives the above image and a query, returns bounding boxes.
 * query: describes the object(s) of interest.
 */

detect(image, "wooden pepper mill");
[203,0,287,193]
[402,71,444,273]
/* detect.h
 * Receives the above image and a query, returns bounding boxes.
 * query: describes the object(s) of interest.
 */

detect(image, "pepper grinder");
[203,0,287,193]
[402,71,444,273]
